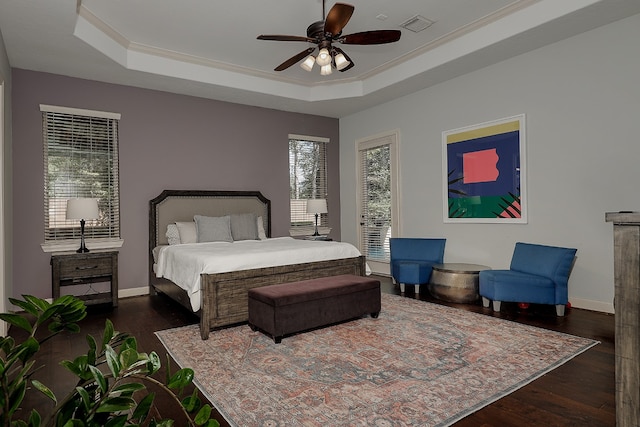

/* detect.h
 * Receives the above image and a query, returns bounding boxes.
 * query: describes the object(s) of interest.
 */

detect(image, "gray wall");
[1,27,12,329]
[12,70,340,299]
[340,13,640,313]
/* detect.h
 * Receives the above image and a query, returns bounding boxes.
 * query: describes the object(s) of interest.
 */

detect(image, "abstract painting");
[443,114,526,223]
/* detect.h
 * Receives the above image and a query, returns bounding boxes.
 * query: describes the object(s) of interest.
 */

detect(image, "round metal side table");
[428,263,491,303]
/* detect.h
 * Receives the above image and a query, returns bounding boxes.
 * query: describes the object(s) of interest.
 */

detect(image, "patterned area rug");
[156,293,597,427]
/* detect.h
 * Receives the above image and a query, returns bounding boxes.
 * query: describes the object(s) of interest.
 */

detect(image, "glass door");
[357,131,399,275]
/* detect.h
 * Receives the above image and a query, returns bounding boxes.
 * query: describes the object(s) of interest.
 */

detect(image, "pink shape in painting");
[463,149,499,183]
[499,200,521,218]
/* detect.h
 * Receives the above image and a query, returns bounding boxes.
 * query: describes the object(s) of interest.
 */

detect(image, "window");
[41,105,121,249]
[289,134,328,236]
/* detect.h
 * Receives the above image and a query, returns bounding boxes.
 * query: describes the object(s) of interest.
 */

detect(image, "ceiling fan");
[257,1,401,75]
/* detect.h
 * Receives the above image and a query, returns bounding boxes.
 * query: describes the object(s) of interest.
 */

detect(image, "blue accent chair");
[479,242,577,316]
[390,238,446,294]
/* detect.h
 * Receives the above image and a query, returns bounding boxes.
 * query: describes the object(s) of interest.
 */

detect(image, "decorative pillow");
[166,223,181,245]
[257,216,267,240]
[194,215,233,243]
[175,221,197,244]
[230,213,259,241]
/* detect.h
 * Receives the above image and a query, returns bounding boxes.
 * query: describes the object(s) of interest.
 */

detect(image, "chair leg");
[482,297,490,308]
[492,300,502,312]
[399,283,405,293]
[555,304,566,316]
[414,284,420,294]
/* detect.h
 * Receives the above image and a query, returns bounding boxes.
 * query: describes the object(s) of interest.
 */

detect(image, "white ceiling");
[1,0,639,118]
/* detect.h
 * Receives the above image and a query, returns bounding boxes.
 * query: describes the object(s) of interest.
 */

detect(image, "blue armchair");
[390,238,446,294]
[479,242,577,316]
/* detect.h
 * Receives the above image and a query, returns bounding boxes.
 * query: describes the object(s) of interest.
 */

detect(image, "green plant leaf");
[203,420,220,427]
[15,336,40,364]
[27,409,42,427]
[8,297,39,316]
[147,351,161,375]
[104,415,128,427]
[32,379,57,403]
[95,396,136,413]
[167,368,194,390]
[181,389,201,412]
[86,334,97,365]
[0,313,33,333]
[194,404,212,425]
[23,294,50,312]
[75,386,92,412]
[102,319,115,351]
[118,347,140,371]
[8,378,27,416]
[105,345,121,377]
[131,391,155,423]
[89,365,108,394]
[111,382,145,396]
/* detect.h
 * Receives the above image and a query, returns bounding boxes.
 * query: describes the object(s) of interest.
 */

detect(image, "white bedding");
[154,237,368,311]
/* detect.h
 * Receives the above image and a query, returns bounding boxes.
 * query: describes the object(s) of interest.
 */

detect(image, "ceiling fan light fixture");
[316,48,331,66]
[320,64,333,75]
[334,53,350,71]
[300,55,315,71]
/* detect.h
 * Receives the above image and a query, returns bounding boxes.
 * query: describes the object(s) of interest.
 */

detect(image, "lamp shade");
[306,199,328,214]
[300,55,315,71]
[66,198,99,220]
[316,48,331,66]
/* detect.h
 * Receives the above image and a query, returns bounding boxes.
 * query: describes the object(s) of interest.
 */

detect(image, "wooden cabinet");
[605,212,640,427]
[51,251,118,307]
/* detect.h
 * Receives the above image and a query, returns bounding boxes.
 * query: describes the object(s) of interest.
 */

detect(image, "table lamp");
[66,198,99,253]
[306,199,327,237]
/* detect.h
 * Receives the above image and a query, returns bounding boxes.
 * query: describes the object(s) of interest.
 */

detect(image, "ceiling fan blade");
[274,47,316,71]
[333,47,355,72]
[340,30,401,45]
[257,35,316,42]
[324,3,354,36]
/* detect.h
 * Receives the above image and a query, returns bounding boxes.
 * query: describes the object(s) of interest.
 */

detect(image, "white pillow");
[257,216,267,240]
[175,221,197,244]
[166,223,181,245]
[194,215,233,243]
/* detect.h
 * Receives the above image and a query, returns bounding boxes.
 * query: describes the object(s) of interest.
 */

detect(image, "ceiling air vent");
[400,15,434,33]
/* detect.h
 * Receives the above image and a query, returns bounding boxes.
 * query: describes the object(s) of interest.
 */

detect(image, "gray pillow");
[230,213,259,241]
[194,215,233,243]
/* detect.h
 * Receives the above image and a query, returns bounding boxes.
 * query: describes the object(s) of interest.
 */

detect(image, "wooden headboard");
[149,190,271,250]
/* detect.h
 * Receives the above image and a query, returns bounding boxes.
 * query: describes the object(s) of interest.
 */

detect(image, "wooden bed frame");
[149,190,367,339]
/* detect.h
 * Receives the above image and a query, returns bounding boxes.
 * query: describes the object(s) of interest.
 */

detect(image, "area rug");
[155,293,598,427]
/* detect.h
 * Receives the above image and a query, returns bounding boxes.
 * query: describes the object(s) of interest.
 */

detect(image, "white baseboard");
[570,297,614,314]
[118,286,149,299]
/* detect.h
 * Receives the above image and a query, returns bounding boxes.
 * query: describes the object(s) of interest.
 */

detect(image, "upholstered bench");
[248,274,381,343]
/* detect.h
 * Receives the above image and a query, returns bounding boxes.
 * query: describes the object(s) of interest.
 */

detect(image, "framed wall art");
[442,114,526,223]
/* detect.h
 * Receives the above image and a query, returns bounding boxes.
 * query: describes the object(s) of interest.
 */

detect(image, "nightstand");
[51,251,118,307]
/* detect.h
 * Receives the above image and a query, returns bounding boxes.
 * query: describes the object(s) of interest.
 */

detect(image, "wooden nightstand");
[51,251,118,307]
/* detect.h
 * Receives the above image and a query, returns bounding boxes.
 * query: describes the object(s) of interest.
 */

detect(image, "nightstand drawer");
[58,257,113,280]
[51,251,119,307]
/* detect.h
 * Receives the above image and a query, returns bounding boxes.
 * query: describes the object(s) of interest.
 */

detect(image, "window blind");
[289,136,329,236]
[42,105,121,242]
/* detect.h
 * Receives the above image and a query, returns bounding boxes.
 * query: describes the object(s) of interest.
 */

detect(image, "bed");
[149,190,367,339]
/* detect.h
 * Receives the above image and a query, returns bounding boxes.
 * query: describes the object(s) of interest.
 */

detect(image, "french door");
[356,131,400,275]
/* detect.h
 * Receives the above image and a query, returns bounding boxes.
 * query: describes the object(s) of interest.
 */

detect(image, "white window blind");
[42,105,121,242]
[289,135,329,236]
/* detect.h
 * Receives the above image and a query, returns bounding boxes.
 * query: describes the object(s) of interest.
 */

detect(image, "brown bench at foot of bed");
[247,274,381,343]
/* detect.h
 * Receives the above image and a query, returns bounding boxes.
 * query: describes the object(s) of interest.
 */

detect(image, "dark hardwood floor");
[9,275,615,426]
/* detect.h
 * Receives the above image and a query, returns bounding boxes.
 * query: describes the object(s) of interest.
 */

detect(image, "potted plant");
[0,294,219,427]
